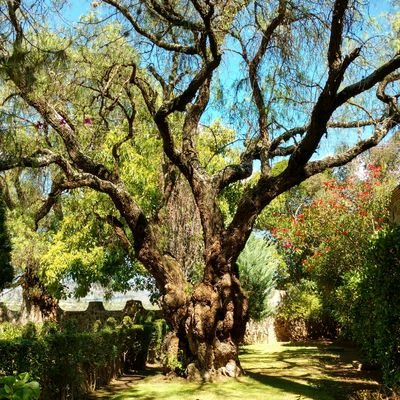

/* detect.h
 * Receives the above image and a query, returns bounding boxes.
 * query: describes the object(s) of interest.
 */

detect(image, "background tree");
[237,234,283,322]
[0,0,399,378]
[1,169,62,322]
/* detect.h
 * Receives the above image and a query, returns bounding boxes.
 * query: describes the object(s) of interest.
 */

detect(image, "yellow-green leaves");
[393,12,400,51]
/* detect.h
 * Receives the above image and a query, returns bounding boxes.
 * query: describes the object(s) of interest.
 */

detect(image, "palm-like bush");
[237,235,283,321]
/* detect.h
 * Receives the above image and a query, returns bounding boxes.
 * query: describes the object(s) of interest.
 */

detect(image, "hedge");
[352,226,400,390]
[0,317,166,399]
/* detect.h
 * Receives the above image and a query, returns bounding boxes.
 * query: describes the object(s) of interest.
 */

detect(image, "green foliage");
[237,235,283,321]
[162,349,185,375]
[146,319,168,362]
[392,12,400,51]
[0,373,40,400]
[332,270,362,331]
[40,195,140,298]
[0,318,165,399]
[276,280,322,322]
[274,279,337,340]
[0,189,13,290]
[352,226,400,388]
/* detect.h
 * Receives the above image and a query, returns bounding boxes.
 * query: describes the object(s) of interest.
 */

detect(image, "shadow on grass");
[240,347,336,374]
[245,370,332,400]
[246,370,379,400]
[85,368,161,399]
[108,372,331,400]
[89,342,380,400]
[110,386,198,400]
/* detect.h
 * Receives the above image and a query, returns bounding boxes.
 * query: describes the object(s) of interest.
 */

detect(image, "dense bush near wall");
[274,280,338,341]
[0,317,166,399]
[352,226,400,389]
[146,319,167,363]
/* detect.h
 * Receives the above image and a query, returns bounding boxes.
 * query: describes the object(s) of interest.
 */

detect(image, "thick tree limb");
[93,213,132,253]
[156,55,221,117]
[269,127,306,153]
[6,0,23,44]
[20,97,118,182]
[305,116,400,177]
[327,0,349,72]
[377,73,400,112]
[335,55,400,107]
[0,149,63,172]
[181,77,211,169]
[214,156,254,192]
[34,179,67,230]
[153,54,221,178]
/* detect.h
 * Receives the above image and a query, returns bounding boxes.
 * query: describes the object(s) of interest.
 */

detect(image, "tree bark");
[159,255,249,379]
[19,264,58,324]
[184,273,248,378]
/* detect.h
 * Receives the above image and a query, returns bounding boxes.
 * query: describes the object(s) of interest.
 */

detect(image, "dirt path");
[87,342,382,400]
[86,366,161,399]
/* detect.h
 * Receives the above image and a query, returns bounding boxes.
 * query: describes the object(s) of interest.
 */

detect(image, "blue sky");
[61,0,91,21]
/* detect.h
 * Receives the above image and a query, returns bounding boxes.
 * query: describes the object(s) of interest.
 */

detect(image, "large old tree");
[1,0,400,377]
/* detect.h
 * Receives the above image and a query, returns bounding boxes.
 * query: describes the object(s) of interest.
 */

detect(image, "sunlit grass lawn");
[93,342,375,400]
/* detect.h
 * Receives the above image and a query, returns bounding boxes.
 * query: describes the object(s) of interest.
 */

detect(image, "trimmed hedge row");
[0,317,166,399]
[352,226,400,389]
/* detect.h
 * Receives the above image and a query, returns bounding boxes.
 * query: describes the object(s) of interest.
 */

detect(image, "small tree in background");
[237,235,283,321]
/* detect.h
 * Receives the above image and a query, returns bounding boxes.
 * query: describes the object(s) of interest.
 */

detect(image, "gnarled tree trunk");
[158,238,249,379]
[20,264,58,324]
[160,275,248,379]
[184,273,248,378]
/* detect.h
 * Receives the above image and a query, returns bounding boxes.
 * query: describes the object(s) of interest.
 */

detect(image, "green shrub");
[237,235,282,321]
[352,226,400,388]
[276,279,337,340]
[146,319,167,363]
[0,318,166,399]
[0,373,40,400]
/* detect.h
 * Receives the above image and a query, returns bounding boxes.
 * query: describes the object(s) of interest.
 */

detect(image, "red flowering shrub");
[272,163,392,336]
